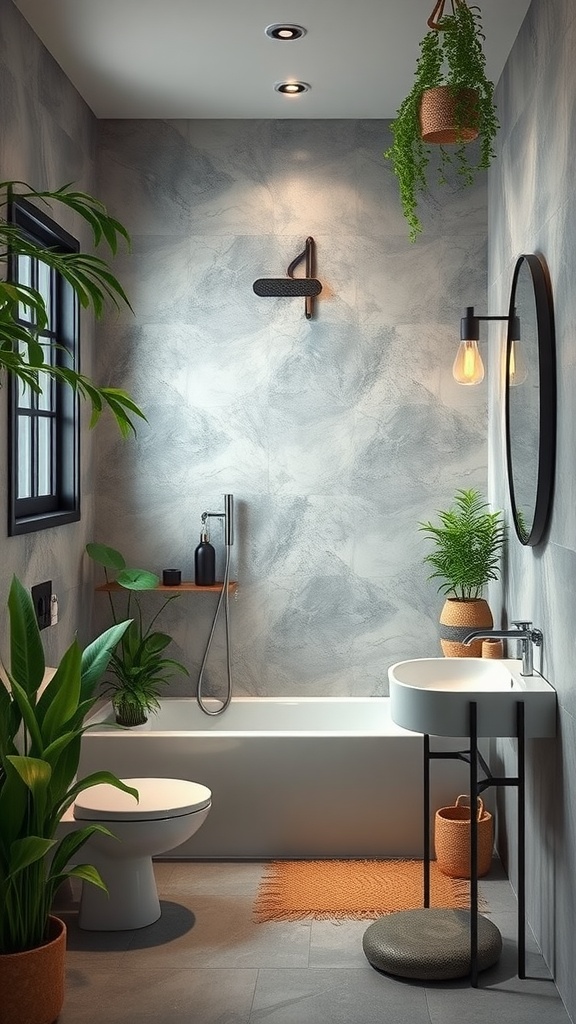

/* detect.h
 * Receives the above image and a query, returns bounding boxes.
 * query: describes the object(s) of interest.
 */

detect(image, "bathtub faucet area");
[201,493,234,547]
[196,494,234,716]
[463,620,543,676]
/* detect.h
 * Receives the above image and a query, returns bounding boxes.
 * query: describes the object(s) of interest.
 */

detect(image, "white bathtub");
[78,697,479,859]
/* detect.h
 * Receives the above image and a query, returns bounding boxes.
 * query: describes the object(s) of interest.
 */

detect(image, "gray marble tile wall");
[488,0,576,1015]
[94,118,488,699]
[0,0,97,662]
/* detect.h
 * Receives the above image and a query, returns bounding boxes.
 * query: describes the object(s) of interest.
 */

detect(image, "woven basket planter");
[420,86,479,144]
[435,795,493,878]
[0,916,67,1024]
[114,701,148,727]
[439,597,493,657]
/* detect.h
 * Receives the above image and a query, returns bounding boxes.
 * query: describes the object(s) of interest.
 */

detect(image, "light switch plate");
[31,580,52,630]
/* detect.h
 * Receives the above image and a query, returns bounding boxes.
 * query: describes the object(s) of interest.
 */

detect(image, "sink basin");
[389,658,556,737]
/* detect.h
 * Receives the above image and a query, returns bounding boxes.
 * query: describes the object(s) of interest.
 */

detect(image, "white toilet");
[70,777,211,930]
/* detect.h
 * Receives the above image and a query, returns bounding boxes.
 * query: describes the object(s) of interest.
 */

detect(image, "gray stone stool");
[363,908,502,981]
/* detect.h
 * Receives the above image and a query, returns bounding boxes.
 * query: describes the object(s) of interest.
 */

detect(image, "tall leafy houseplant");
[87,543,188,726]
[0,577,138,1021]
[0,180,145,435]
[419,488,505,656]
[385,1,499,241]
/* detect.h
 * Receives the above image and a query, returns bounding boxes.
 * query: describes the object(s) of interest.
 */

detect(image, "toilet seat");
[73,777,212,822]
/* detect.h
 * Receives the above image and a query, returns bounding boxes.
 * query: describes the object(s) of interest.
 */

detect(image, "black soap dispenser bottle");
[194,530,216,586]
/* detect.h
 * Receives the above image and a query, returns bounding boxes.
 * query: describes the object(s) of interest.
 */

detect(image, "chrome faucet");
[462,620,543,676]
[201,494,234,547]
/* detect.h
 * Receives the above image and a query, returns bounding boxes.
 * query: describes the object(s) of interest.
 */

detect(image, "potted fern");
[385,0,499,241]
[87,543,189,726]
[0,577,138,1024]
[419,488,505,657]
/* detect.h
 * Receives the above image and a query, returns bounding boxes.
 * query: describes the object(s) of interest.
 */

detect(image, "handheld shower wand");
[196,494,234,716]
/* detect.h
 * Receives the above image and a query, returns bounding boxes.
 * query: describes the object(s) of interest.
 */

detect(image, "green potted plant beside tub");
[385,0,499,241]
[419,488,505,657]
[87,543,189,727]
[0,577,138,1024]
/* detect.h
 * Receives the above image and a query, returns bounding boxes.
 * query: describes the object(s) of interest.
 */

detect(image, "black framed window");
[8,198,80,535]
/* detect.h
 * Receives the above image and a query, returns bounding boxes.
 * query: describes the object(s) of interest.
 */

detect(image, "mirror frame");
[505,253,556,547]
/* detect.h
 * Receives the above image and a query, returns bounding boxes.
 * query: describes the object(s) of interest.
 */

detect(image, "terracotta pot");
[0,916,66,1024]
[439,597,493,657]
[420,85,479,144]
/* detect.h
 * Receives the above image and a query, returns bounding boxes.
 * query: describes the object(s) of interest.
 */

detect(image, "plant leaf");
[117,569,160,591]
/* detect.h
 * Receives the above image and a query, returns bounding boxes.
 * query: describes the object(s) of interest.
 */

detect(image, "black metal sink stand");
[423,699,526,987]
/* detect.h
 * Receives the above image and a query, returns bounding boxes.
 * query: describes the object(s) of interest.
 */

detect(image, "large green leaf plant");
[0,180,145,436]
[0,576,138,954]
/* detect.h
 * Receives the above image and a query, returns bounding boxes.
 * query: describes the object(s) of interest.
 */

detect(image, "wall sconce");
[453,306,521,385]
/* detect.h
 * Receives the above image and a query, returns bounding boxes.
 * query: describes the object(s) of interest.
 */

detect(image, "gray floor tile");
[479,879,519,913]
[58,909,138,966]
[159,858,265,897]
[486,911,553,980]
[151,859,178,885]
[309,919,377,968]
[249,968,432,1024]
[59,967,258,1024]
[121,894,312,969]
[425,979,570,1024]
[50,860,567,1024]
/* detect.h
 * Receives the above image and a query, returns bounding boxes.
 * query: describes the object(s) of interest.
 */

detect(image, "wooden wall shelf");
[95,581,237,594]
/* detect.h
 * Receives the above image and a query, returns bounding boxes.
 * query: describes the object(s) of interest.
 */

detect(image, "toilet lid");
[73,777,212,821]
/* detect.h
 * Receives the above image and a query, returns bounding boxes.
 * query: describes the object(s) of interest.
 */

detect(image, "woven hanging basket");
[435,795,494,878]
[420,86,479,144]
[439,597,493,658]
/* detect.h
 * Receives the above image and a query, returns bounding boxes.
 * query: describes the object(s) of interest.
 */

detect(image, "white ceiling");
[13,0,531,120]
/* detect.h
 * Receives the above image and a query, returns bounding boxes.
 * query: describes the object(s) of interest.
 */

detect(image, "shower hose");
[196,542,233,716]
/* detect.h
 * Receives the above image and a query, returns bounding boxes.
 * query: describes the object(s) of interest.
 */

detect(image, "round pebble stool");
[363,909,502,981]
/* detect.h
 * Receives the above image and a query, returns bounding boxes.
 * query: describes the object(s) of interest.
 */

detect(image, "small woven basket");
[435,794,493,878]
[420,86,479,144]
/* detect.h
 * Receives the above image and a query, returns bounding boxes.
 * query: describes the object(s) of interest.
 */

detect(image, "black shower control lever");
[253,236,322,318]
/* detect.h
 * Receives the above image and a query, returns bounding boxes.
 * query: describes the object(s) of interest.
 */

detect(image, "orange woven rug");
[254,859,488,922]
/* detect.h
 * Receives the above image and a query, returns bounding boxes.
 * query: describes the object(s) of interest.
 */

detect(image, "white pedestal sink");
[389,658,556,737]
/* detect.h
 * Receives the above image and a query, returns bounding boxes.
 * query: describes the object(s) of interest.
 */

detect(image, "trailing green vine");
[385,2,499,241]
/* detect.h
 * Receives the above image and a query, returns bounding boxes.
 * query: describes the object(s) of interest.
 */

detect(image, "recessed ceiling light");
[265,24,307,41]
[274,81,310,95]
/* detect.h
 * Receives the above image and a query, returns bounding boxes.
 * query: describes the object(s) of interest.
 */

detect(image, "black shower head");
[253,278,322,297]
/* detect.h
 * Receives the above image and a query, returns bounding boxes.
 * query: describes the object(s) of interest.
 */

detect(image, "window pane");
[38,343,54,411]
[17,416,31,498]
[16,343,33,409]
[17,255,32,322]
[37,417,53,496]
[38,261,52,326]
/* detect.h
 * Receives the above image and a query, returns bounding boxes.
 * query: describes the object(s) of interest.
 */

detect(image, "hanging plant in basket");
[385,0,499,241]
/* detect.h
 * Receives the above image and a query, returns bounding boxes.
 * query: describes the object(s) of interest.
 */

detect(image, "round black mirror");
[505,254,556,546]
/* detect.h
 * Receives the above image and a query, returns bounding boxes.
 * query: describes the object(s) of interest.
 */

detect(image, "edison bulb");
[452,340,485,385]
[508,340,528,386]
